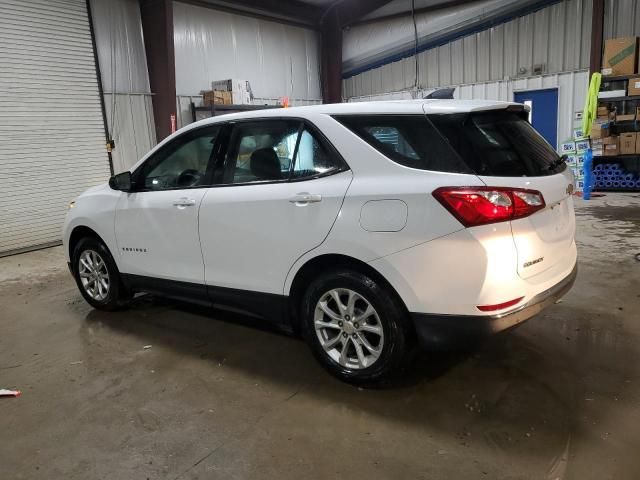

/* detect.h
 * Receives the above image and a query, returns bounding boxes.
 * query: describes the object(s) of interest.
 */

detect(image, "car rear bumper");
[410,262,577,349]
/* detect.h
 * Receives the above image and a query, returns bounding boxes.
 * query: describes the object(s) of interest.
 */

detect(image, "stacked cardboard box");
[628,77,640,96]
[211,79,252,105]
[590,121,610,139]
[201,90,232,106]
[601,37,638,75]
[602,136,620,156]
[620,133,637,154]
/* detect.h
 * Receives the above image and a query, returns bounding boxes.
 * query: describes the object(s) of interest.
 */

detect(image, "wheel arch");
[68,226,109,270]
[287,253,410,333]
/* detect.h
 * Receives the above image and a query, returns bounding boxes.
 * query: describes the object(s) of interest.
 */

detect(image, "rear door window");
[222,120,300,184]
[291,128,342,179]
[428,111,563,176]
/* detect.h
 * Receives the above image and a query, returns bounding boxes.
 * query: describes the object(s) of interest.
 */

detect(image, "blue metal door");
[514,88,559,149]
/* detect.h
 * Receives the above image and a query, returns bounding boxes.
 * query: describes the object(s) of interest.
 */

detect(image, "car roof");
[188,99,525,128]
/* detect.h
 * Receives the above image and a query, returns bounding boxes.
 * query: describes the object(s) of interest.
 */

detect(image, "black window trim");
[212,116,351,188]
[130,124,226,193]
[129,116,351,193]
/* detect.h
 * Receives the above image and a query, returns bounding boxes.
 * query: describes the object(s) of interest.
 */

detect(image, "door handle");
[173,198,196,208]
[289,193,322,204]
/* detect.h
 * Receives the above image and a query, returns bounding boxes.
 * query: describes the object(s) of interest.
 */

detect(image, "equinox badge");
[523,257,544,268]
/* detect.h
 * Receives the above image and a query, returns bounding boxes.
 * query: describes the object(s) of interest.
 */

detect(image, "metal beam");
[351,0,482,27]
[178,0,323,28]
[139,0,177,142]
[321,9,343,103]
[320,1,394,103]
[324,0,395,28]
[590,0,605,75]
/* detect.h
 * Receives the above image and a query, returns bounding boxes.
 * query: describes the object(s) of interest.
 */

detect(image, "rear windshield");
[429,111,563,176]
[334,111,563,177]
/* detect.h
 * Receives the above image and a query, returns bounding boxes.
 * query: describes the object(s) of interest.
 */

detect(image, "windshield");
[428,111,563,176]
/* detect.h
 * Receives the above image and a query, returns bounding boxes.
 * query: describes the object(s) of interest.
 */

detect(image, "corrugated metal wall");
[604,0,640,38]
[348,70,589,148]
[173,2,322,101]
[343,0,592,98]
[90,0,156,173]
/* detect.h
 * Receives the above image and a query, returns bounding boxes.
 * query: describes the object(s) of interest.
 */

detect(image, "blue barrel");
[583,149,593,199]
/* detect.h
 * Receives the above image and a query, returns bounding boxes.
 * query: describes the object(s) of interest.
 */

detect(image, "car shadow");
[84,293,474,388]
[81,292,638,465]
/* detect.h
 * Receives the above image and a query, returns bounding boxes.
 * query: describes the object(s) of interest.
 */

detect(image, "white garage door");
[0,0,111,256]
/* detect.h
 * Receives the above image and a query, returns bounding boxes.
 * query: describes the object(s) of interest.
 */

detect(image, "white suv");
[63,100,577,384]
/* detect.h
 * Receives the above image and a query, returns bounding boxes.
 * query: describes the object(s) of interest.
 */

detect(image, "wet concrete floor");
[1,193,639,479]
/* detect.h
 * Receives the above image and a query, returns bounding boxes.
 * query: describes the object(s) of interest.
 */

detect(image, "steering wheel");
[176,169,202,187]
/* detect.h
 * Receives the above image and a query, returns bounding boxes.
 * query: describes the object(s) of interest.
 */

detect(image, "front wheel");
[301,269,413,386]
[72,237,130,311]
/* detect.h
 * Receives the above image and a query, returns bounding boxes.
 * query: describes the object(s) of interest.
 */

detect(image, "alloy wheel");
[78,250,110,301]
[314,288,384,369]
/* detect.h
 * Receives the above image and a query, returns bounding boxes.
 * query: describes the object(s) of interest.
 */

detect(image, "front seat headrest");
[250,148,282,180]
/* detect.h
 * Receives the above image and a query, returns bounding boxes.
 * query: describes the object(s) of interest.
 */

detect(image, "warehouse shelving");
[190,102,281,122]
[592,74,640,192]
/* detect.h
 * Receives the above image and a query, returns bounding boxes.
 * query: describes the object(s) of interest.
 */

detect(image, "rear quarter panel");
[283,114,485,295]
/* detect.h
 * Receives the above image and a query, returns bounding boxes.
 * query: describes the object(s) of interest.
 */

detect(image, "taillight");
[432,187,545,227]
[477,296,524,312]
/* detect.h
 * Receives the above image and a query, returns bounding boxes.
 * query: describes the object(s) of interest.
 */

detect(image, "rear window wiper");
[547,154,567,171]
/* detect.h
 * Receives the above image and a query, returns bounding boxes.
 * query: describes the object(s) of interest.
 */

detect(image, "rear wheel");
[301,269,412,386]
[72,237,130,310]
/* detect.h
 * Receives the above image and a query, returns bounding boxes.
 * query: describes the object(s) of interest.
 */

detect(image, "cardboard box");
[602,37,638,75]
[597,106,610,116]
[560,141,576,154]
[590,121,610,139]
[636,133,640,153]
[575,140,590,152]
[620,132,637,154]
[202,90,232,105]
[591,138,604,156]
[616,112,636,122]
[211,79,252,105]
[602,136,620,156]
[573,127,585,140]
[628,77,640,96]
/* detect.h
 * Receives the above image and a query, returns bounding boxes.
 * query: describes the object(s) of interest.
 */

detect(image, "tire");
[72,237,130,311]
[301,269,413,386]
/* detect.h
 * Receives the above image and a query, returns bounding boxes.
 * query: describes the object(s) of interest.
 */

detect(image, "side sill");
[120,274,288,324]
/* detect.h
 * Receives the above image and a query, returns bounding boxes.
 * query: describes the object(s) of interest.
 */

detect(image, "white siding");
[0,0,111,255]
[173,2,322,102]
[90,0,156,172]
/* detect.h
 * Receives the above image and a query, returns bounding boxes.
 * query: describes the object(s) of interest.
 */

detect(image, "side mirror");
[109,171,133,192]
